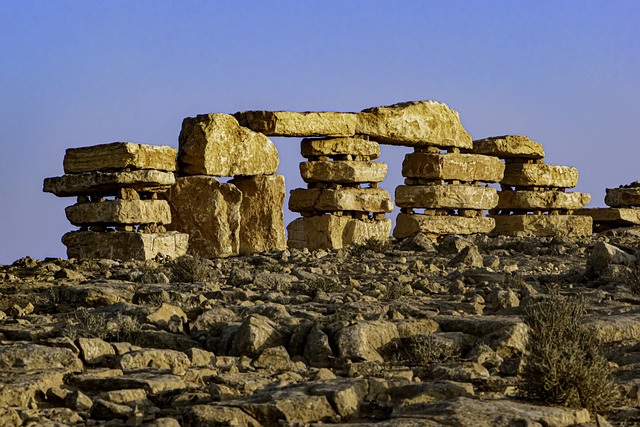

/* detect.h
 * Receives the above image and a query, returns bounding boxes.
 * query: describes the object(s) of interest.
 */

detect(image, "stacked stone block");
[43,142,188,260]
[576,182,640,231]
[473,135,592,237]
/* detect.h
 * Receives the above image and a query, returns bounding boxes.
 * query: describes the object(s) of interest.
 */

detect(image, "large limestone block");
[576,208,640,227]
[605,187,640,207]
[230,174,287,255]
[62,231,188,260]
[301,137,380,159]
[287,215,391,250]
[163,176,241,258]
[179,114,279,176]
[490,215,592,237]
[43,170,175,197]
[497,191,590,210]
[395,185,498,210]
[402,153,504,183]
[65,200,171,226]
[300,161,387,183]
[63,142,177,174]
[502,163,578,188]
[472,135,545,159]
[357,101,472,148]
[394,213,495,239]
[234,110,358,137]
[289,188,393,213]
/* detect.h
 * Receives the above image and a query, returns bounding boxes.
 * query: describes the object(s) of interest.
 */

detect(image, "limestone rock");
[605,187,640,208]
[358,101,472,148]
[300,161,387,184]
[287,215,392,250]
[301,137,380,159]
[290,188,393,213]
[584,311,640,343]
[393,214,495,239]
[179,114,279,176]
[231,315,287,357]
[118,349,191,370]
[449,245,484,268]
[163,176,241,258]
[184,405,262,427]
[230,174,286,255]
[0,370,65,407]
[62,231,188,260]
[63,142,177,174]
[395,185,498,210]
[586,241,636,277]
[0,343,83,372]
[402,153,504,183]
[43,170,176,197]
[334,321,399,362]
[65,200,171,226]
[491,214,592,237]
[146,303,188,329]
[253,346,293,372]
[240,389,337,425]
[502,163,579,188]
[497,191,590,210]
[472,135,545,159]
[576,207,640,228]
[77,337,116,365]
[235,110,358,137]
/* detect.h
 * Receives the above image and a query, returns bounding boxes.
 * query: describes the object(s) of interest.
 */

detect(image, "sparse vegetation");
[350,237,392,256]
[407,334,458,366]
[520,295,617,414]
[63,308,144,344]
[171,255,212,283]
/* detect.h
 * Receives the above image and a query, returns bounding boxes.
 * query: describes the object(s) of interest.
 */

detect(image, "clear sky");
[1,1,639,264]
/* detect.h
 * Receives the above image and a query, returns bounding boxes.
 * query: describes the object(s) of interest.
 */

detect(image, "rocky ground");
[1,228,640,426]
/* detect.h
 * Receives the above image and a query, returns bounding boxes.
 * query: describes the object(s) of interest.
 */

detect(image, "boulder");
[586,241,636,277]
[65,199,171,226]
[471,135,545,159]
[230,174,287,255]
[235,110,358,137]
[402,153,504,183]
[117,349,191,370]
[77,337,116,365]
[163,176,241,258]
[497,190,590,210]
[334,321,399,362]
[393,214,495,240]
[43,170,175,197]
[301,136,380,159]
[502,163,578,188]
[300,161,387,183]
[63,142,177,174]
[231,315,287,356]
[289,187,393,213]
[395,185,498,210]
[491,215,592,237]
[179,114,279,176]
[0,370,66,407]
[287,215,392,250]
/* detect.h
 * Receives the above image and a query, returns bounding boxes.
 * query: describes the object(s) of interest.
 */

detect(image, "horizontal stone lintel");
[393,213,495,239]
[497,190,590,210]
[395,184,498,210]
[62,231,188,260]
[63,142,177,174]
[65,200,171,226]
[502,163,578,188]
[289,187,393,213]
[43,170,175,197]
[300,161,387,184]
[301,137,380,159]
[604,187,640,208]
[490,214,592,237]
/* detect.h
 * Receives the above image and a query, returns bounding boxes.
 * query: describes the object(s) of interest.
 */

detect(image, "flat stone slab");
[62,231,188,260]
[576,208,640,227]
[289,188,393,213]
[301,137,380,159]
[393,213,495,239]
[605,187,640,208]
[63,142,177,174]
[65,200,171,226]
[502,163,578,188]
[402,153,504,183]
[179,114,279,177]
[395,185,498,210]
[43,170,176,197]
[497,190,590,210]
[490,214,592,237]
[471,135,545,159]
[235,111,358,137]
[287,215,391,250]
[300,161,387,184]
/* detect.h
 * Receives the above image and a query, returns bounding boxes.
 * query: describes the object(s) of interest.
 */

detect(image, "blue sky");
[1,1,639,263]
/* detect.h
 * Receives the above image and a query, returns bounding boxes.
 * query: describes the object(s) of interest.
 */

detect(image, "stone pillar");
[576,183,640,231]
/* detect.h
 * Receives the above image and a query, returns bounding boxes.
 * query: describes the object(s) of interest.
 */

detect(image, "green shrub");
[520,295,617,413]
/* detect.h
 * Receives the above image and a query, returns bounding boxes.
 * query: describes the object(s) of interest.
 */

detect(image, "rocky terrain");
[1,228,640,426]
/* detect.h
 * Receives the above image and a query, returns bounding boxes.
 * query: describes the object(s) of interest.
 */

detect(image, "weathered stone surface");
[605,187,640,207]
[63,142,177,174]
[358,101,472,148]
[402,153,504,183]
[497,190,590,210]
[472,135,545,159]
[586,241,636,278]
[62,231,189,260]
[393,214,495,239]
[65,200,171,226]
[179,114,279,176]
[184,405,262,427]
[230,315,287,357]
[118,349,191,370]
[502,163,579,188]
[77,338,116,365]
[395,185,498,210]
[335,321,399,362]
[301,137,380,159]
[300,161,387,184]
[43,170,176,197]
[163,176,241,258]
[287,215,392,250]
[235,110,358,137]
[0,370,66,408]
[0,343,83,372]
[576,207,640,227]
[491,214,592,237]
[289,188,393,213]
[230,174,286,255]
[585,311,640,343]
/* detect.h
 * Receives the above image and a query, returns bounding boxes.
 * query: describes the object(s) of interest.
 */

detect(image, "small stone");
[63,142,177,174]
[253,346,293,372]
[90,399,133,420]
[398,233,435,251]
[449,245,484,268]
[301,136,380,159]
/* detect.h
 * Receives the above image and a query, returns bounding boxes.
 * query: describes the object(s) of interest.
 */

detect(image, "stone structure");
[44,142,188,260]
[576,182,640,231]
[473,136,592,237]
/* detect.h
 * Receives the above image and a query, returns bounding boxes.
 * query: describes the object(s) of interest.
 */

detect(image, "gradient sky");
[1,1,639,264]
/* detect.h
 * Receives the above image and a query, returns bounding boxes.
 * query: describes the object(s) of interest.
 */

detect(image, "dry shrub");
[408,334,458,366]
[64,309,144,344]
[171,255,211,283]
[350,237,392,255]
[520,295,617,413]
